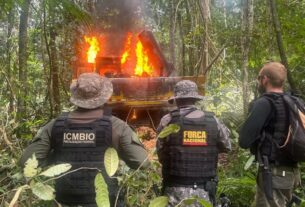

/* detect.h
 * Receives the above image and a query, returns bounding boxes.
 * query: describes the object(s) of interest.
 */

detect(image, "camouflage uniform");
[253,165,301,207]
[164,186,210,207]
[157,80,231,207]
[20,73,149,207]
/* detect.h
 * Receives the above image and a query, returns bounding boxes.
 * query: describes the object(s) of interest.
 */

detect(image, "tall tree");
[241,0,254,116]
[268,0,297,93]
[200,0,210,75]
[6,5,15,112]
[49,1,61,115]
[17,0,31,119]
[169,0,176,66]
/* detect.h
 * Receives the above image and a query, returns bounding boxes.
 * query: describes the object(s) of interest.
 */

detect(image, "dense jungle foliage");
[0,0,305,206]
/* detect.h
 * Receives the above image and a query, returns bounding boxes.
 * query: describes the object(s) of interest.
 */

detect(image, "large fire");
[84,36,100,63]
[84,33,155,77]
[121,33,133,65]
[135,40,153,76]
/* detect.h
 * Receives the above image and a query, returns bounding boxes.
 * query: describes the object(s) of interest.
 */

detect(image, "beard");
[258,83,266,95]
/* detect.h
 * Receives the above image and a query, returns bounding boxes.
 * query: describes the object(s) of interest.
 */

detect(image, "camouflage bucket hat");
[70,73,113,109]
[168,80,204,104]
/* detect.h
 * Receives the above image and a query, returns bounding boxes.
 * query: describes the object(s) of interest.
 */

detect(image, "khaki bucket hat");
[70,73,113,109]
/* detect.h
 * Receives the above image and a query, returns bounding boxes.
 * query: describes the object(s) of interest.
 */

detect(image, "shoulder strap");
[256,96,276,163]
[51,112,69,148]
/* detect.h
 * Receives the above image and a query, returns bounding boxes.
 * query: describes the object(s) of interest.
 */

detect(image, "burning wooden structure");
[74,30,205,128]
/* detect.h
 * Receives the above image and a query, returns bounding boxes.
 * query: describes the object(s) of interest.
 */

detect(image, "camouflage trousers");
[252,165,301,207]
[163,186,211,207]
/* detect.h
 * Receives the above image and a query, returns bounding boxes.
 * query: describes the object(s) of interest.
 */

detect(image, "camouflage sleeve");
[214,117,231,153]
[19,119,55,167]
[111,116,150,169]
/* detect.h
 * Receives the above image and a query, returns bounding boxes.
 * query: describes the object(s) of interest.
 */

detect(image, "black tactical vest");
[51,111,118,206]
[161,108,219,186]
[261,94,297,166]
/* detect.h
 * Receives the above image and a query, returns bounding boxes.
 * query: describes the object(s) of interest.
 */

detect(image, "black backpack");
[266,94,305,162]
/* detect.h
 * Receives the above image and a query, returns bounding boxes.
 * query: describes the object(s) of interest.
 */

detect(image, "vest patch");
[62,130,96,147]
[183,130,207,146]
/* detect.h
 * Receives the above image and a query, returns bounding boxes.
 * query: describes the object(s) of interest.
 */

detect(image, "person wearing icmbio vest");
[19,73,149,207]
[156,80,231,207]
[239,62,301,207]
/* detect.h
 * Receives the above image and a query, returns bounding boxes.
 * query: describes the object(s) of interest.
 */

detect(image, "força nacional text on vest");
[183,130,207,146]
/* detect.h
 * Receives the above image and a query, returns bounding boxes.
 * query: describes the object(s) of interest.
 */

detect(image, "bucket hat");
[168,80,204,104]
[70,73,113,109]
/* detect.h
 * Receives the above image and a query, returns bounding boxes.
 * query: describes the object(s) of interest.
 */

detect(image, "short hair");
[260,62,287,87]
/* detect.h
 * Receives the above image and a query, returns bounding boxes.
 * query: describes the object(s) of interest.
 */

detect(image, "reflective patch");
[183,130,207,146]
[62,130,96,147]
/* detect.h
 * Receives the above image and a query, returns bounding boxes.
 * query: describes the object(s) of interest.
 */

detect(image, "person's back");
[157,80,231,207]
[20,73,149,206]
[239,62,301,207]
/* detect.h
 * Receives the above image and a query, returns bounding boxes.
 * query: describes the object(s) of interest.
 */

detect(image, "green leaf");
[24,154,39,178]
[182,198,196,205]
[104,148,119,177]
[148,196,168,207]
[95,173,110,207]
[31,183,55,201]
[39,163,72,177]
[158,124,180,139]
[197,198,212,207]
[244,155,255,171]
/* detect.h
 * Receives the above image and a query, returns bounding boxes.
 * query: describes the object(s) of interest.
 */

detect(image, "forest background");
[0,0,305,206]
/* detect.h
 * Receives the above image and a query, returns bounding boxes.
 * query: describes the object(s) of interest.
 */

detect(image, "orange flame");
[121,33,133,65]
[84,36,100,63]
[135,40,153,76]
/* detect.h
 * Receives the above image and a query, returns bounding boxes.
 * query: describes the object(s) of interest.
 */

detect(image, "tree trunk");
[200,0,210,75]
[17,0,31,119]
[6,7,15,113]
[42,0,53,118]
[49,4,61,116]
[169,0,176,66]
[178,12,185,76]
[268,0,297,94]
[241,0,254,116]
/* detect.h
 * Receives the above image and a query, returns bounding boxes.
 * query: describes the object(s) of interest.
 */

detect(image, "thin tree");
[200,0,210,75]
[268,0,297,93]
[49,1,61,115]
[17,0,31,119]
[241,0,254,116]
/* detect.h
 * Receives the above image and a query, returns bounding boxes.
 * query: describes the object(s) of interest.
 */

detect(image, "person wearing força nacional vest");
[19,73,149,207]
[239,62,302,207]
[156,80,231,207]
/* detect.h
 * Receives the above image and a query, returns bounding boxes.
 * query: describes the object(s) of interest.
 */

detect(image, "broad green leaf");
[148,196,168,207]
[95,173,110,207]
[24,154,39,178]
[244,155,255,171]
[197,198,212,207]
[32,183,55,201]
[104,148,119,177]
[39,163,72,177]
[158,124,180,139]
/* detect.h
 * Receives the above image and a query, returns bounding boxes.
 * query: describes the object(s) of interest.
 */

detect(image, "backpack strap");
[51,112,69,149]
